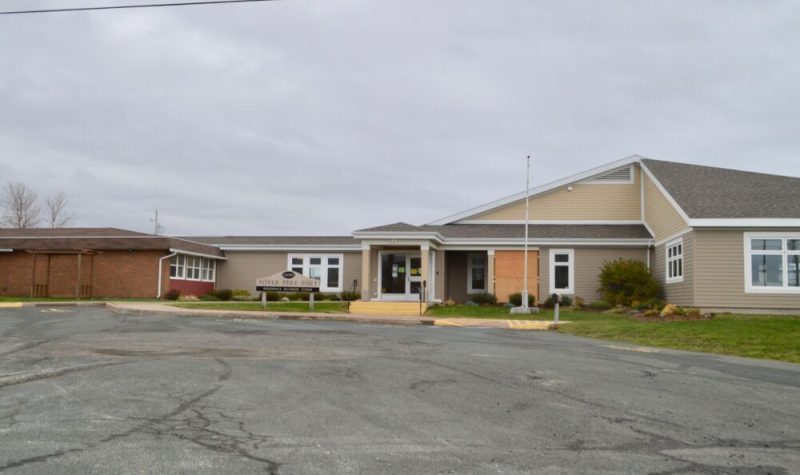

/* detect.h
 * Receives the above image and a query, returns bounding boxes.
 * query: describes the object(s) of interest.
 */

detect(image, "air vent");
[585,166,632,183]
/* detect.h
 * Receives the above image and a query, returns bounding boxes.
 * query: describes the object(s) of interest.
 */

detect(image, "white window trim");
[170,254,216,282]
[665,237,684,284]
[467,252,488,294]
[286,254,344,292]
[744,233,800,294]
[549,249,575,295]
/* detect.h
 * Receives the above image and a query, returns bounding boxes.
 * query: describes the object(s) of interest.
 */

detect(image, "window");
[745,235,800,293]
[186,256,201,280]
[549,249,574,294]
[170,254,216,282]
[286,254,343,292]
[467,253,487,293]
[666,238,684,284]
[170,255,185,278]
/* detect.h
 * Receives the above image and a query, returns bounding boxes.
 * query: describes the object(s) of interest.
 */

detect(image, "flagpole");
[522,155,530,310]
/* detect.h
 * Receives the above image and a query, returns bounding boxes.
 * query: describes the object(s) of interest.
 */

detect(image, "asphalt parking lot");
[1,306,799,474]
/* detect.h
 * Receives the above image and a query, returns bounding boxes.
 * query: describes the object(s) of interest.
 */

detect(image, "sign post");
[256,271,320,311]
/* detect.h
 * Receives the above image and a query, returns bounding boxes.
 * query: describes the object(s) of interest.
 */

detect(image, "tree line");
[1,181,75,229]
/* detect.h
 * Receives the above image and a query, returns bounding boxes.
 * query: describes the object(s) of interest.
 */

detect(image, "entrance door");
[380,253,422,300]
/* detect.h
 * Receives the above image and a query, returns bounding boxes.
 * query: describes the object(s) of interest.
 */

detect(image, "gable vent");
[584,166,632,184]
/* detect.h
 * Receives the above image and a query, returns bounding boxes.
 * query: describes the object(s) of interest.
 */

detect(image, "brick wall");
[0,250,171,298]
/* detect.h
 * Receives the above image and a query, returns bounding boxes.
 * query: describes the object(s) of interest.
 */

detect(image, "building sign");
[256,270,320,292]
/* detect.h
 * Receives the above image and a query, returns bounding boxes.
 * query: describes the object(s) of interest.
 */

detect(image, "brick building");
[0,228,225,299]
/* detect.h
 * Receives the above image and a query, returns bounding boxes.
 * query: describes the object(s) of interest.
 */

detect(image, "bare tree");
[45,192,75,228]
[1,181,41,228]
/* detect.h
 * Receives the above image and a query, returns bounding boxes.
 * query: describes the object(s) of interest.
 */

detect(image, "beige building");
[186,156,800,313]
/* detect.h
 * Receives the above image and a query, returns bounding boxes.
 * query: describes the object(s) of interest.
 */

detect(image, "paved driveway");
[1,306,798,474]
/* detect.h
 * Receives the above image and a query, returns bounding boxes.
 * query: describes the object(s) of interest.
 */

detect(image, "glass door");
[381,253,408,298]
[380,253,421,300]
[408,256,422,296]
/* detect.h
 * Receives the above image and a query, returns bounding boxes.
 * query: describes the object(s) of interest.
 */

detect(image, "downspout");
[647,240,653,270]
[157,252,177,299]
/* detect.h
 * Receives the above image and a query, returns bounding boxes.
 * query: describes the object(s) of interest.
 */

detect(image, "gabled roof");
[427,155,643,225]
[641,159,800,219]
[0,228,225,258]
[354,222,425,233]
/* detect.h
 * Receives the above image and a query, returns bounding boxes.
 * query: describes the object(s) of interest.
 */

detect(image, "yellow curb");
[0,303,23,308]
[508,320,553,330]
[434,320,465,327]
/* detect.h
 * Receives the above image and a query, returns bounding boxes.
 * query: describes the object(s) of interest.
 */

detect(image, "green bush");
[598,259,661,307]
[468,292,498,305]
[200,294,220,301]
[312,292,338,301]
[164,289,181,300]
[508,292,535,306]
[209,289,233,301]
[339,291,360,302]
[543,294,573,308]
[232,289,252,301]
[588,300,612,311]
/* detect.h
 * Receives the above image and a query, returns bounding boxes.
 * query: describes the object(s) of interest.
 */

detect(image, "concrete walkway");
[0,301,561,330]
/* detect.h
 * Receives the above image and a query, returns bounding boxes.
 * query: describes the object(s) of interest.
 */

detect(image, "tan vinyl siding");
[469,165,642,222]
[693,229,800,310]
[642,171,688,241]
[540,247,649,302]
[653,232,694,306]
[216,251,361,295]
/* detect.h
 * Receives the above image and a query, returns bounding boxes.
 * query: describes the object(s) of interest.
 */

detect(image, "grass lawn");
[426,304,800,364]
[171,301,350,314]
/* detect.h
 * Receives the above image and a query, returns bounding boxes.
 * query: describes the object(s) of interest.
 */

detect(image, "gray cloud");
[1,0,798,235]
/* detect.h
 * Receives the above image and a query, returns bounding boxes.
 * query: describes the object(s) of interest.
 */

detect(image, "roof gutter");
[157,252,177,299]
[168,248,227,260]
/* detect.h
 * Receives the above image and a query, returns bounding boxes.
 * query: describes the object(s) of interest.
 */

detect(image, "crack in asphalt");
[0,362,124,389]
[0,358,281,473]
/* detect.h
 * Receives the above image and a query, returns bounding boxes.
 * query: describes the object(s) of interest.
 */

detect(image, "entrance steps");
[350,300,428,316]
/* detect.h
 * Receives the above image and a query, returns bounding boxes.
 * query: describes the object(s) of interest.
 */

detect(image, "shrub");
[200,294,220,301]
[339,291,360,302]
[313,292,338,301]
[164,289,181,300]
[232,289,252,301]
[210,289,233,301]
[508,292,535,306]
[544,294,573,308]
[598,259,661,307]
[588,300,612,311]
[469,292,498,305]
[572,296,586,309]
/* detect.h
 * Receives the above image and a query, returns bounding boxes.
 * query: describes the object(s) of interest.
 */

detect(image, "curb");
[1,301,107,308]
[106,303,436,327]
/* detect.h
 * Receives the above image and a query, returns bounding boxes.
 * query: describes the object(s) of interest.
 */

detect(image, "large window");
[467,253,487,293]
[287,254,343,292]
[170,254,216,282]
[745,235,800,293]
[549,249,574,294]
[666,238,684,284]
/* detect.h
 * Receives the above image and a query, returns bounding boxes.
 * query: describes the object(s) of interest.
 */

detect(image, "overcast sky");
[1,0,798,236]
